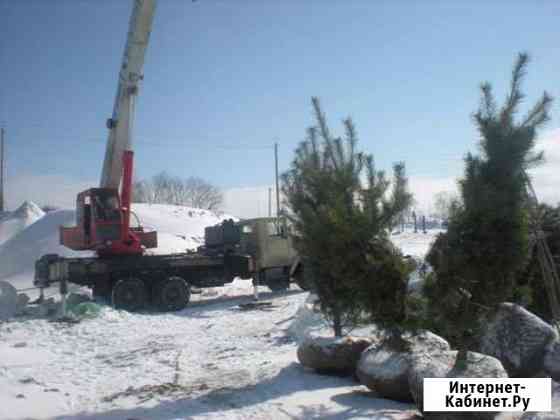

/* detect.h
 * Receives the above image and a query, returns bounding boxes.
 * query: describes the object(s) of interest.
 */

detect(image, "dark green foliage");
[424,53,552,349]
[282,97,414,336]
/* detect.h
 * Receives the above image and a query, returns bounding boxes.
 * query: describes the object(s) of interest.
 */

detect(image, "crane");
[34,0,300,312]
[60,0,157,257]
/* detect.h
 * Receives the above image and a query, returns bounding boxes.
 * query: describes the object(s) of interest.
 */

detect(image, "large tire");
[92,279,112,302]
[267,279,290,292]
[264,268,290,292]
[153,276,190,312]
[112,277,147,311]
[294,264,312,291]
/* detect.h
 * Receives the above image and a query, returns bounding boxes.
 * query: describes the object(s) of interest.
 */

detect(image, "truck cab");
[204,217,302,291]
[238,218,296,271]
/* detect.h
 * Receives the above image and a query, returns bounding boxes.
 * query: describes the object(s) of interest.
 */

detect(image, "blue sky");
[2,0,560,212]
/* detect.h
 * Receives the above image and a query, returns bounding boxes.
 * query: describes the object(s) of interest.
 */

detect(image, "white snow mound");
[132,203,235,253]
[0,210,91,281]
[0,201,45,246]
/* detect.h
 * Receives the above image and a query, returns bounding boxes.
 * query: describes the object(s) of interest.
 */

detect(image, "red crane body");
[60,151,157,256]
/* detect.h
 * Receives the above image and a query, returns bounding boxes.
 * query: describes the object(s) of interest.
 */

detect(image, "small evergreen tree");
[424,53,552,349]
[282,97,413,337]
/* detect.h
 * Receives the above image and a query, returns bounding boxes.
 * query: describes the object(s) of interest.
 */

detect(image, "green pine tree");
[425,53,552,349]
[282,97,414,337]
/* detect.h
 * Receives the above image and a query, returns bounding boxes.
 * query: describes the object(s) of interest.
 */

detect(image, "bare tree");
[132,172,223,211]
[433,191,458,220]
[132,179,154,203]
[186,177,223,211]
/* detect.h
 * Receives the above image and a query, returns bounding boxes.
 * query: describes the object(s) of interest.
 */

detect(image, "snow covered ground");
[0,287,418,420]
[390,229,442,260]
[0,202,442,419]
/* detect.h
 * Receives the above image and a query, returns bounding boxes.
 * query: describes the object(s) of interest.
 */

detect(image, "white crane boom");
[100,0,156,189]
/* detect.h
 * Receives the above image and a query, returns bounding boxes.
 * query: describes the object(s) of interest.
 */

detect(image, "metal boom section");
[100,0,156,189]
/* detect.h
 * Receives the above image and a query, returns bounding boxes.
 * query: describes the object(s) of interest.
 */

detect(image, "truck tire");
[112,277,147,311]
[267,279,290,292]
[294,264,312,291]
[92,278,112,302]
[152,276,190,312]
[263,269,290,292]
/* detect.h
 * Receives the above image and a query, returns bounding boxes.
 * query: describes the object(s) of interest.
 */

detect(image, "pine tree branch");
[500,52,529,124]
[521,91,553,129]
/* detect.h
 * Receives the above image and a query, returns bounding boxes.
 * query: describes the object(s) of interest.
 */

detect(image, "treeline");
[133,172,223,211]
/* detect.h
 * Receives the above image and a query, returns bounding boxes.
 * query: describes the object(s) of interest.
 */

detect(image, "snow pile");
[287,293,329,342]
[0,201,45,246]
[132,204,235,254]
[0,210,88,283]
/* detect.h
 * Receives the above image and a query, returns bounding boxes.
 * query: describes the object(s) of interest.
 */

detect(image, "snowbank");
[0,210,91,282]
[132,203,234,253]
[0,201,45,246]
[287,293,330,342]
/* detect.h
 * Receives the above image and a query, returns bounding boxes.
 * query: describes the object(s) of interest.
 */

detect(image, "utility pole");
[268,187,272,217]
[274,142,280,219]
[0,127,4,213]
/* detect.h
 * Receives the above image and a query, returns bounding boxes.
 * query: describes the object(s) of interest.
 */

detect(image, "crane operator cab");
[60,187,157,256]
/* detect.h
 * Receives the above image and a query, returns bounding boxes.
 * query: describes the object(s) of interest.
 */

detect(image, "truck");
[33,0,305,311]
[35,216,304,311]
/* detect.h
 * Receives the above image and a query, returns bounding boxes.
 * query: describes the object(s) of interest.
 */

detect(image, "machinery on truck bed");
[33,0,304,312]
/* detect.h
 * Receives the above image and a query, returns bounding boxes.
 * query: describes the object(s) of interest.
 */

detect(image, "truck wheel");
[265,273,290,292]
[261,268,290,292]
[112,277,147,311]
[294,263,314,291]
[267,279,290,292]
[92,279,112,302]
[153,276,190,312]
[294,268,310,291]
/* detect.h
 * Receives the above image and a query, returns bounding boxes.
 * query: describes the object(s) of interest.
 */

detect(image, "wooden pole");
[275,142,280,219]
[0,127,4,213]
